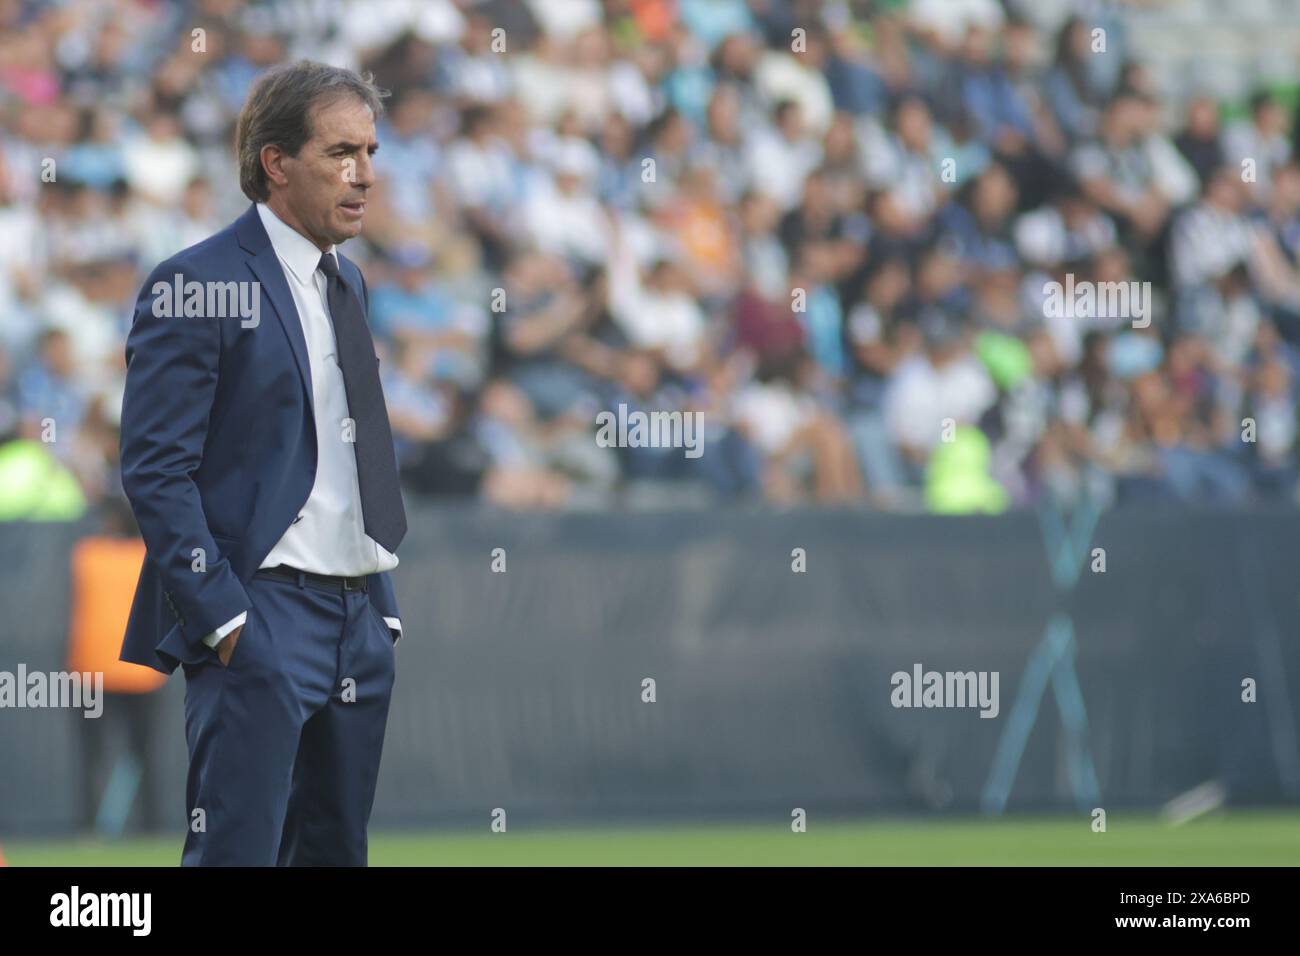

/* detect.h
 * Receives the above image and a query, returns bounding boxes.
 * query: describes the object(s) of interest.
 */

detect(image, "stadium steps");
[1120,2,1300,106]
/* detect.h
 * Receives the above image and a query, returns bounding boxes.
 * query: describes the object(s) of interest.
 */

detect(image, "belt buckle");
[343,576,363,592]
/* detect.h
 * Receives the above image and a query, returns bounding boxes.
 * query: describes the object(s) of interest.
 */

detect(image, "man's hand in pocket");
[216,624,243,667]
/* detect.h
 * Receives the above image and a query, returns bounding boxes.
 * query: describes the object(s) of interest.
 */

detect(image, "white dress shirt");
[202,203,400,648]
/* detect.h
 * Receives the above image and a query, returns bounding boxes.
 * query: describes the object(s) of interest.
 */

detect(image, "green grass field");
[4,811,1298,865]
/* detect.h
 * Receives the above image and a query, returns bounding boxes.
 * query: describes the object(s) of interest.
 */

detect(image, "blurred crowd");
[3,0,1300,515]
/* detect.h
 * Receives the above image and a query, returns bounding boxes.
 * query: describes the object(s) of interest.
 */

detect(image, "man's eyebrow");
[326,140,379,152]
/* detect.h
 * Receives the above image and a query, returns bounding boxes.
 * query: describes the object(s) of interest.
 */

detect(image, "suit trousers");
[179,570,395,865]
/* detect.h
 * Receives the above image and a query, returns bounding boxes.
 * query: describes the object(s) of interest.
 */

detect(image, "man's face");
[271,95,377,249]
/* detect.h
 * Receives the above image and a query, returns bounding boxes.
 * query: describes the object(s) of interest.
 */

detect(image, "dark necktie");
[317,253,407,552]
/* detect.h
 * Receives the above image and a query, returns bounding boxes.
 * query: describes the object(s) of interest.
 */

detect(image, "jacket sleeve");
[119,260,250,654]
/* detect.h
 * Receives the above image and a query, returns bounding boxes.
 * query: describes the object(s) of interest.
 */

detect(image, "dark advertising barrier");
[2,506,1299,834]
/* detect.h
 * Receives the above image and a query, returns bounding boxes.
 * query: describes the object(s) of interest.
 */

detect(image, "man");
[118,61,407,866]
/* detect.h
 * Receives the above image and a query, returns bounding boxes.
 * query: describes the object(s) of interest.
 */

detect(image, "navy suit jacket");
[119,203,401,674]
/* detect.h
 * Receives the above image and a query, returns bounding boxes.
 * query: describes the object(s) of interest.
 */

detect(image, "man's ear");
[261,144,290,190]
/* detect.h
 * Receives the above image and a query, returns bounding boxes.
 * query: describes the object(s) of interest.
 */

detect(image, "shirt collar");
[255,202,337,285]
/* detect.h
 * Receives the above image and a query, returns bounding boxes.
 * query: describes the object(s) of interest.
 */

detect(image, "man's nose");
[354,153,376,189]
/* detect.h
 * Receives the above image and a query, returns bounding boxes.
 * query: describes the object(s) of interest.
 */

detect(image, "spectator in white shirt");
[523,137,609,267]
[884,310,997,466]
[745,100,822,212]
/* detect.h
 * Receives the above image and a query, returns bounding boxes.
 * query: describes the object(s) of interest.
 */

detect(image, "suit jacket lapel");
[233,204,314,416]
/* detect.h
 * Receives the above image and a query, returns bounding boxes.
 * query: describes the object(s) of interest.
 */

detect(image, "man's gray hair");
[236,60,388,202]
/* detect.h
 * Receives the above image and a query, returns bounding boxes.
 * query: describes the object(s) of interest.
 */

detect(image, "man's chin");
[329,218,364,244]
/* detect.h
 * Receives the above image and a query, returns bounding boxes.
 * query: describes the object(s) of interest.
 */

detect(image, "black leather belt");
[255,564,368,592]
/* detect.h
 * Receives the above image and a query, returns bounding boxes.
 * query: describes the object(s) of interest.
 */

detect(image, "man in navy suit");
[119,61,407,866]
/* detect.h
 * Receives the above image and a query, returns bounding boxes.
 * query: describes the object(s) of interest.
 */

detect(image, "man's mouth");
[340,199,366,219]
